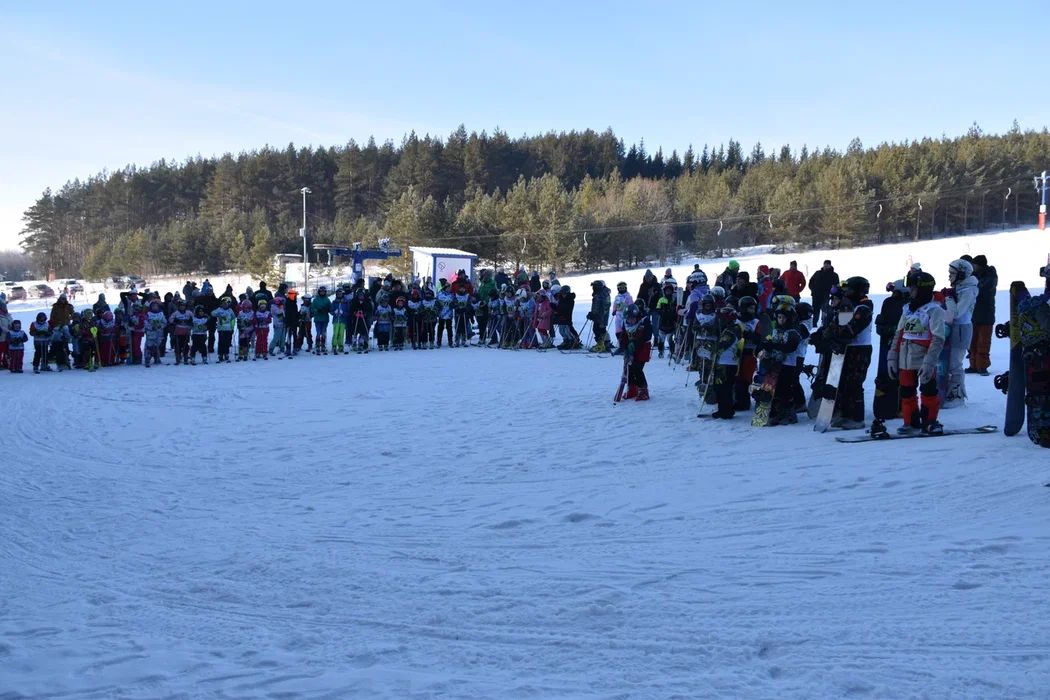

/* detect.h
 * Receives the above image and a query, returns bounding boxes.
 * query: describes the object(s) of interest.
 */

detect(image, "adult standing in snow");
[50,294,74,328]
[716,260,739,292]
[254,281,274,306]
[781,261,807,300]
[494,268,510,291]
[967,254,997,375]
[944,258,977,407]
[808,260,839,327]
[529,271,541,293]
[587,280,611,352]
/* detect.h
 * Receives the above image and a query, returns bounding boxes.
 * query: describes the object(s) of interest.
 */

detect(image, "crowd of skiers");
[0,252,1004,437]
[612,253,1000,438]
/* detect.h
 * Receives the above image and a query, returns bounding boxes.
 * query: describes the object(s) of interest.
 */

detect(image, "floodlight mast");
[300,187,311,293]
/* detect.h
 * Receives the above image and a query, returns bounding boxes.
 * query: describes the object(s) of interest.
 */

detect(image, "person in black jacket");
[284,291,301,355]
[808,260,839,327]
[253,281,274,306]
[872,278,908,422]
[529,271,541,293]
[967,254,997,374]
[196,282,220,353]
[553,285,579,349]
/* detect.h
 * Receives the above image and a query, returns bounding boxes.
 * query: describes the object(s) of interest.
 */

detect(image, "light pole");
[1034,171,1048,231]
[300,187,311,293]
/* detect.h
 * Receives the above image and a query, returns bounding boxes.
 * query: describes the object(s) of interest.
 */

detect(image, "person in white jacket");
[887,271,946,435]
[945,258,978,407]
[611,282,633,355]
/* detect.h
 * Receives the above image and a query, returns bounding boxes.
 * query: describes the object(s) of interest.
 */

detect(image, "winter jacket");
[50,299,75,327]
[93,294,111,316]
[808,267,839,304]
[437,290,454,320]
[310,295,332,323]
[780,268,806,298]
[637,272,659,309]
[476,277,497,303]
[715,268,737,291]
[624,316,653,363]
[529,273,541,293]
[169,310,193,336]
[191,315,209,335]
[950,275,978,326]
[971,266,998,326]
[875,295,906,345]
[589,285,611,326]
[533,297,552,331]
[0,309,10,342]
[889,301,946,372]
[7,328,28,351]
[211,307,236,332]
[656,295,678,333]
[553,292,575,325]
[254,309,272,329]
[612,292,633,331]
[237,310,255,336]
[284,298,300,328]
[331,297,351,325]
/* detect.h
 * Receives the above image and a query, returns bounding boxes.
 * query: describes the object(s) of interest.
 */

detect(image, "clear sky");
[1,0,1045,250]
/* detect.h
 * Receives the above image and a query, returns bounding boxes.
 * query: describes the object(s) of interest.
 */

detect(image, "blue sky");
[1,0,1045,250]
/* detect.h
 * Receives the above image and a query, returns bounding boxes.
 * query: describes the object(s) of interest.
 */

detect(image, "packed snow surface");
[3,228,1049,698]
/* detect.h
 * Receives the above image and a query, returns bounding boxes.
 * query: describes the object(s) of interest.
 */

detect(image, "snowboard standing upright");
[751,364,781,427]
[812,309,855,432]
[1000,281,1029,436]
[1017,273,1050,447]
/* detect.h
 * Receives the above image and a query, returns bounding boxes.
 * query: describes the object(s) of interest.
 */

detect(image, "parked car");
[29,284,56,299]
[58,278,84,292]
[126,275,146,289]
[8,286,27,301]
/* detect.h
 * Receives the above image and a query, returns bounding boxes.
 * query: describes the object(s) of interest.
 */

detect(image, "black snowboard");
[835,425,997,443]
[1003,281,1029,436]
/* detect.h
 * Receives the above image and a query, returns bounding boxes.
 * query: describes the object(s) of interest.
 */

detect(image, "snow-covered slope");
[2,228,1049,698]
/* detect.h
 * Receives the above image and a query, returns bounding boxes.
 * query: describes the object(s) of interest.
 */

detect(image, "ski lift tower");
[312,238,403,283]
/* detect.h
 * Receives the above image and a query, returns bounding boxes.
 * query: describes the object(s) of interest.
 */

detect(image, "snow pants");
[839,345,872,423]
[735,351,757,410]
[948,323,973,400]
[332,321,346,350]
[9,348,24,372]
[314,318,329,346]
[173,334,190,363]
[393,327,406,349]
[899,369,939,427]
[772,365,800,423]
[130,331,143,364]
[421,321,435,346]
[238,331,252,359]
[255,328,269,357]
[297,323,312,351]
[628,360,648,388]
[33,340,49,371]
[969,324,993,372]
[217,330,233,359]
[0,340,7,368]
[191,335,208,361]
[269,325,286,355]
[438,319,453,346]
[376,328,390,349]
[715,364,738,417]
[99,336,116,366]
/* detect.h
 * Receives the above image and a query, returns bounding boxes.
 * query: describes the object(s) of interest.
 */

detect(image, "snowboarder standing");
[944,258,977,407]
[967,254,997,375]
[887,271,945,435]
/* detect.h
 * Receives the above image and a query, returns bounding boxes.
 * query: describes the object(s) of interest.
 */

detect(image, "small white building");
[410,247,478,286]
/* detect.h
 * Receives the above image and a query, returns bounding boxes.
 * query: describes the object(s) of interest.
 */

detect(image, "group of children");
[0,258,992,439]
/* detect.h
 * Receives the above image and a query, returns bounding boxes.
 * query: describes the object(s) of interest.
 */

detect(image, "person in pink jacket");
[532,292,553,348]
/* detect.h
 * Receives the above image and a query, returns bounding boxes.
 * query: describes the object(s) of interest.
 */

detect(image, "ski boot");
[869,419,889,439]
[923,420,944,436]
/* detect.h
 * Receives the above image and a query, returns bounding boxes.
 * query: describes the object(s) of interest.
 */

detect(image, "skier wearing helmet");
[622,303,653,401]
[169,300,193,365]
[310,287,332,355]
[211,297,236,362]
[886,271,945,435]
[236,299,255,361]
[612,282,633,355]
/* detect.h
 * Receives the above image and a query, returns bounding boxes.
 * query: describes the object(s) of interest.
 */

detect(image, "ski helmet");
[727,260,740,272]
[103,311,114,322]
[36,312,46,322]
[700,293,716,313]
[738,295,758,320]
[717,305,738,322]
[220,297,231,307]
[795,301,813,322]
[257,299,267,309]
[591,280,605,290]
[711,286,727,301]
[948,259,973,283]
[842,276,870,300]
[908,271,936,307]
[617,281,628,292]
[885,278,906,295]
[560,285,571,295]
[542,279,551,289]
[625,303,641,322]
[770,294,796,313]
[240,300,252,311]
[177,299,186,308]
[318,286,328,296]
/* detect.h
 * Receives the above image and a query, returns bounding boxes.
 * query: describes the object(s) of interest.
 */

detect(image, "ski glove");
[886,354,899,379]
[586,312,593,320]
[918,359,937,385]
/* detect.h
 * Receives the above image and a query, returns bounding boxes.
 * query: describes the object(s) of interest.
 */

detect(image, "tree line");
[19,123,1050,281]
